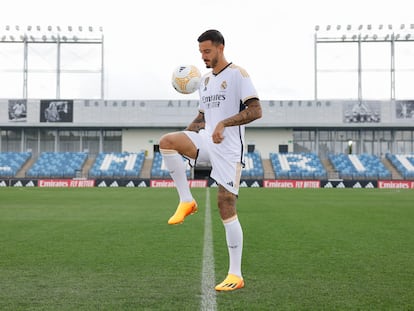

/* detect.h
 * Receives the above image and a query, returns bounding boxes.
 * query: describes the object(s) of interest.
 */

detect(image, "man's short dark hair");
[198,29,225,46]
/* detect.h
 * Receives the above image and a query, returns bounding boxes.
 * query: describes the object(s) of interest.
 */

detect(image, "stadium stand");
[385,153,414,179]
[328,153,391,179]
[0,152,31,177]
[26,152,87,178]
[151,152,191,178]
[89,152,145,178]
[151,151,264,179]
[269,152,327,179]
[242,151,264,179]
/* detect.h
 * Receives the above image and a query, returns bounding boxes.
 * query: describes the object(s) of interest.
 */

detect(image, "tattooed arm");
[184,111,206,132]
[212,98,262,143]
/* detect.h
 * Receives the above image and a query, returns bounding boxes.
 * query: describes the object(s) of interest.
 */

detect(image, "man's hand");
[212,121,225,144]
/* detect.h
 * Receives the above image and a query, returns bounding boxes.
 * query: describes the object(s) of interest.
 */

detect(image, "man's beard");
[205,56,218,69]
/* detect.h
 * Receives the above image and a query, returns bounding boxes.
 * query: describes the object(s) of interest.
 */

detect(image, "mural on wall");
[40,100,73,123]
[343,101,381,123]
[395,100,414,120]
[8,99,27,122]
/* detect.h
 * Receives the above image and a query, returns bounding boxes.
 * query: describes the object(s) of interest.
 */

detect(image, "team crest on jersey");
[203,77,210,91]
[221,81,227,90]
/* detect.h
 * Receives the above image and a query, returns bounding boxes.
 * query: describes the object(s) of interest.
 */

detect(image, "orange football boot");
[167,200,198,225]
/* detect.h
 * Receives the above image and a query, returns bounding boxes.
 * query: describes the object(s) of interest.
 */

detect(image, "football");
[171,65,201,94]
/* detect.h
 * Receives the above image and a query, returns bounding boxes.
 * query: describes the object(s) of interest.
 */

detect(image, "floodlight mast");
[0,25,104,99]
[314,23,414,101]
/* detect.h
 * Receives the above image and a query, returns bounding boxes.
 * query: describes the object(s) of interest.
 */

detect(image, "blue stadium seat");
[150,152,190,178]
[386,153,414,179]
[27,152,87,178]
[270,152,327,179]
[0,152,31,177]
[329,153,391,179]
[89,152,145,178]
[242,152,264,178]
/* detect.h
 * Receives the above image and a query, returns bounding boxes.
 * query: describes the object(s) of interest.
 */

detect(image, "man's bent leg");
[160,148,193,202]
[159,132,198,225]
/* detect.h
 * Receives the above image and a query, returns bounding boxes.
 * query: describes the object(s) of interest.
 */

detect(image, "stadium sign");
[38,179,95,187]
[95,179,150,187]
[377,180,414,189]
[150,179,208,188]
[263,180,320,188]
[321,180,376,188]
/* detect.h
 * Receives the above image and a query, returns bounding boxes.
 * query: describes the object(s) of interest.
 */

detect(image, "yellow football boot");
[215,274,245,291]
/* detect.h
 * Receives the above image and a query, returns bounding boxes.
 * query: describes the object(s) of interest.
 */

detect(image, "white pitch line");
[200,188,217,311]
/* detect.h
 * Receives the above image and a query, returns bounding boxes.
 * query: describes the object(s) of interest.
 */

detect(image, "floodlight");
[30,35,35,41]
[341,34,346,41]
[68,26,72,31]
[36,25,41,31]
[9,35,15,41]
[315,25,320,31]
[373,34,378,40]
[89,26,93,32]
[406,34,411,40]
[378,24,383,30]
[358,25,363,30]
[400,24,405,29]
[27,25,32,31]
[336,25,341,30]
[99,26,103,32]
[352,34,357,41]
[6,25,10,31]
[48,25,52,31]
[347,25,351,30]
[15,25,20,31]
[326,25,331,31]
[1,35,6,41]
[42,35,47,41]
[78,26,83,31]
[348,140,353,154]
[388,24,393,30]
[367,24,372,30]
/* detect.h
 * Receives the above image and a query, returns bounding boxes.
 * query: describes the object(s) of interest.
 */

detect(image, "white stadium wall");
[2,99,414,128]
[2,98,414,158]
[122,128,172,158]
[245,128,293,156]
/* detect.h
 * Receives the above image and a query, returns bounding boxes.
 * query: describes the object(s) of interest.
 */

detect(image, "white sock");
[160,149,193,202]
[223,217,243,278]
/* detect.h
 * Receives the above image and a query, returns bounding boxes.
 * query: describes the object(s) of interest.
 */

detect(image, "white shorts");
[184,130,242,195]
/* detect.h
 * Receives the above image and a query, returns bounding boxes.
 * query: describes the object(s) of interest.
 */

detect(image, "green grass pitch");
[1,187,413,310]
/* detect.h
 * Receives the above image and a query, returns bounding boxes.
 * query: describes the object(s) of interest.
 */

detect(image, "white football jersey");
[198,63,259,162]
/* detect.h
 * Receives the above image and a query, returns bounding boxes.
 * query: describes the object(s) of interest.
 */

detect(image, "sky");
[1,0,414,100]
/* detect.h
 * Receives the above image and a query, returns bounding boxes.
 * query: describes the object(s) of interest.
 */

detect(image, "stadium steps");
[139,158,152,179]
[82,157,96,178]
[16,156,36,178]
[381,157,403,180]
[321,158,339,179]
[262,159,275,179]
